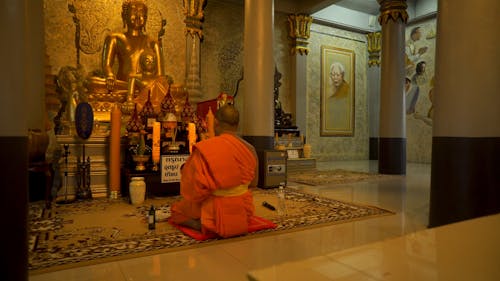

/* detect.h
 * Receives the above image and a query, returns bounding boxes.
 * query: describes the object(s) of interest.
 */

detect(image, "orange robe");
[170,133,257,238]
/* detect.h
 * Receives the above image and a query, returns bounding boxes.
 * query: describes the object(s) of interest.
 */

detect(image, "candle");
[109,103,121,198]
[206,107,215,138]
[152,121,161,164]
[188,122,196,153]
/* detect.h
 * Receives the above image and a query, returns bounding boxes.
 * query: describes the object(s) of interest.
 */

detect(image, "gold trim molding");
[378,0,408,25]
[367,32,382,67]
[287,14,313,55]
[183,0,206,38]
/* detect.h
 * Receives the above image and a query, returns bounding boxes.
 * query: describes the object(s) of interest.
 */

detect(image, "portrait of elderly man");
[325,61,353,133]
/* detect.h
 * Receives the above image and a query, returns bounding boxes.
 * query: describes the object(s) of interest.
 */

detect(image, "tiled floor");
[29,160,477,281]
[248,213,500,281]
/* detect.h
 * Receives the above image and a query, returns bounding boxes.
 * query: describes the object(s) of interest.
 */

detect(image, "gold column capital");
[183,0,206,38]
[287,13,313,55]
[377,0,408,25]
[367,32,382,67]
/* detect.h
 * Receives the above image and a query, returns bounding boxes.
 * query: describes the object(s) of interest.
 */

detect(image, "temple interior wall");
[42,0,435,163]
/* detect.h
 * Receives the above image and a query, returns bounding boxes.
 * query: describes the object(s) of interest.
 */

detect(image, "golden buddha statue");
[87,0,169,119]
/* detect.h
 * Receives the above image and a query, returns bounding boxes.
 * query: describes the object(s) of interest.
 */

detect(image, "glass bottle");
[148,205,156,230]
[277,185,287,216]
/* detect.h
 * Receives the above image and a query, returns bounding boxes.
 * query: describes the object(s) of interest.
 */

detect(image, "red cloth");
[170,134,257,238]
[170,215,277,241]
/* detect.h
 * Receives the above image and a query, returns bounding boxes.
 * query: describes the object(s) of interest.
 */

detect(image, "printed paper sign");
[161,155,190,183]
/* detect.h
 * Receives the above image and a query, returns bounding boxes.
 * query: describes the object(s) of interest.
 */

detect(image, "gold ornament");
[367,32,382,67]
[183,0,206,38]
[287,14,313,55]
[378,0,408,25]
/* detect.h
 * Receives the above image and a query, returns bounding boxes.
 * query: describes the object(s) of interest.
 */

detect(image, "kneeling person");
[170,105,259,238]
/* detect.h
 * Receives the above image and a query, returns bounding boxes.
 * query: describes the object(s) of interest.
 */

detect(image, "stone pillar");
[287,14,313,136]
[377,0,408,174]
[367,31,382,160]
[183,0,205,103]
[0,0,44,279]
[243,0,275,186]
[429,0,500,227]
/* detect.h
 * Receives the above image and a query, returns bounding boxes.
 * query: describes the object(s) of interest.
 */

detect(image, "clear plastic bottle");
[277,185,287,216]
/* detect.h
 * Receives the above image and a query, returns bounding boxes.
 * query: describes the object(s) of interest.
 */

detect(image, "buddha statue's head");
[122,0,148,31]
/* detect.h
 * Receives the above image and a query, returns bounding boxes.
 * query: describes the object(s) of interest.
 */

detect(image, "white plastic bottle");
[277,185,287,216]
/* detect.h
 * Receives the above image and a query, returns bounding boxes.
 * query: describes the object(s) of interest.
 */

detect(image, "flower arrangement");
[128,131,151,156]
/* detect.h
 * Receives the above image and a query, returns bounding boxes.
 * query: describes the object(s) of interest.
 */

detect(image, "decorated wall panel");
[43,0,373,162]
[307,24,368,161]
[201,0,244,102]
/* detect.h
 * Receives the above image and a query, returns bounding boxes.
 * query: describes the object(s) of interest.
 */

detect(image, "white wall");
[415,0,437,17]
[312,5,380,32]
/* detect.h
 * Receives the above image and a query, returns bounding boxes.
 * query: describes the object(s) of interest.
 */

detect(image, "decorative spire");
[181,95,196,124]
[160,87,176,114]
[139,90,157,125]
[126,104,144,133]
[158,86,176,123]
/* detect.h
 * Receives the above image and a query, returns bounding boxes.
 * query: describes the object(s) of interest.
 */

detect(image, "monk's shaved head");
[215,104,239,126]
[215,105,239,134]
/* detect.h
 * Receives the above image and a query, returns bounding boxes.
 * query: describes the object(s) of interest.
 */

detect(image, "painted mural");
[405,19,436,163]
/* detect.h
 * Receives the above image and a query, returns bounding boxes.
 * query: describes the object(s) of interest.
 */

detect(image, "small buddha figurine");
[132,49,172,113]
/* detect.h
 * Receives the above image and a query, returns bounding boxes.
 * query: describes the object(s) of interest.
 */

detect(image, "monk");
[170,105,259,238]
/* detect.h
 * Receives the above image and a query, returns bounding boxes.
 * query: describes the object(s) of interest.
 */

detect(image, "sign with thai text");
[161,154,189,183]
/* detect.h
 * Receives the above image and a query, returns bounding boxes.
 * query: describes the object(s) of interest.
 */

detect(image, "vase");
[303,144,312,158]
[129,177,146,205]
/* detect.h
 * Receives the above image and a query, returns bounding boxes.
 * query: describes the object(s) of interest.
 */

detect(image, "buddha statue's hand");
[106,76,116,91]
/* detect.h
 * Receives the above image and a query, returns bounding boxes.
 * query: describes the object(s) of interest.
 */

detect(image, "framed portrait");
[320,46,355,136]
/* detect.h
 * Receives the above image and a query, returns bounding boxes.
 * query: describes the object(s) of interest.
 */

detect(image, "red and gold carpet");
[288,169,397,186]
[28,188,393,273]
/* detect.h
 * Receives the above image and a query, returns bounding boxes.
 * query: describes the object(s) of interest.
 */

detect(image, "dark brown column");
[0,139,28,280]
[1,0,44,279]
[377,0,408,174]
[429,0,500,227]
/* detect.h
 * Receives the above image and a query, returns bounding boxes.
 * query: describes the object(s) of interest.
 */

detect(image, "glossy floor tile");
[30,160,439,281]
[249,214,500,281]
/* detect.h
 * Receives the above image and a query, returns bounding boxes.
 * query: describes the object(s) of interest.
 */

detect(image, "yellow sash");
[212,184,249,197]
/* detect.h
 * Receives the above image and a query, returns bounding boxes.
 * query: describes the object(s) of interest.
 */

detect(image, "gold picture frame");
[320,46,355,136]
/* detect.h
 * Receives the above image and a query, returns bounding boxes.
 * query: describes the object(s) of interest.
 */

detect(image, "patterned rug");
[288,169,394,186]
[28,188,393,273]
